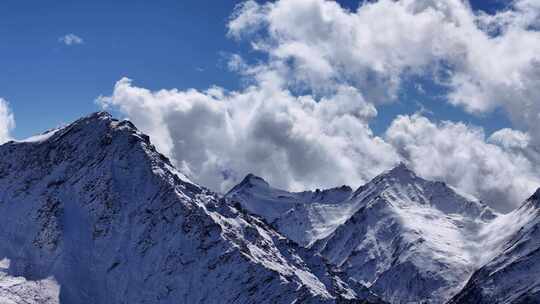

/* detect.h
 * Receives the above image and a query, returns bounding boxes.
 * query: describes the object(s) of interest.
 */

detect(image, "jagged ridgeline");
[0,112,539,304]
[0,112,381,304]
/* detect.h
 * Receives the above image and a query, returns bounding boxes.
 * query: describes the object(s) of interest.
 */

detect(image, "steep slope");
[228,164,498,303]
[313,164,497,304]
[0,112,379,304]
[449,189,540,304]
[226,174,356,246]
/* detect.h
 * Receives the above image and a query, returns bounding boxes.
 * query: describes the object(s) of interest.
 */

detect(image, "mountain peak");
[0,112,370,303]
[87,111,113,120]
[531,188,540,201]
[76,111,124,130]
[73,111,116,127]
[228,173,270,194]
[523,187,540,209]
[368,162,418,187]
[388,162,416,177]
[35,111,144,145]
[243,173,267,183]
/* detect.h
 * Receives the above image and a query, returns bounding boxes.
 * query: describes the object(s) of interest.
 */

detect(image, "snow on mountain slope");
[228,164,498,303]
[226,174,355,246]
[6,111,539,304]
[449,189,540,304]
[0,258,59,304]
[0,112,381,304]
[313,164,498,304]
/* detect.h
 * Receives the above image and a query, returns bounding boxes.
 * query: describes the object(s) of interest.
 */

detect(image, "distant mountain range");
[1,112,538,303]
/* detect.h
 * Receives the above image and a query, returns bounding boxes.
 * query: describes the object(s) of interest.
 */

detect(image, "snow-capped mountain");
[3,111,540,304]
[227,164,501,303]
[313,165,498,304]
[449,189,540,304]
[0,112,382,304]
[226,174,355,247]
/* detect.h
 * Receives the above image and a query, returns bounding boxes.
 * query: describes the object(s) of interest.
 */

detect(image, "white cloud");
[229,0,540,142]
[228,1,269,40]
[386,115,540,211]
[99,0,540,211]
[488,128,531,150]
[0,99,15,144]
[58,33,84,45]
[99,77,540,210]
[98,77,398,193]
[229,0,452,102]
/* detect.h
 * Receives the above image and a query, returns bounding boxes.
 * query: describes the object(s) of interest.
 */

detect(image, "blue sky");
[1,0,512,138]
[1,0,243,137]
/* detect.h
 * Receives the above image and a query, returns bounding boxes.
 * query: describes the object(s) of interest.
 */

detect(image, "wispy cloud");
[58,33,84,46]
[0,98,15,144]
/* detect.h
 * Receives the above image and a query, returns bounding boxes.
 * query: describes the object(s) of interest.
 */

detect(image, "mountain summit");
[227,162,498,303]
[449,187,540,304]
[2,112,540,304]
[0,112,380,304]
[226,172,354,247]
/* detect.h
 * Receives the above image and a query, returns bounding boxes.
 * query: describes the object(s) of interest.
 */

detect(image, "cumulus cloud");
[98,77,398,193]
[386,115,540,211]
[488,128,531,150]
[228,0,449,102]
[229,0,540,141]
[99,0,540,211]
[99,77,540,210]
[58,33,84,45]
[0,99,15,144]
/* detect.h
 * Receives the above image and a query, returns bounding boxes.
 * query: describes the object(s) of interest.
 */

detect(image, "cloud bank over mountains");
[99,77,399,196]
[89,0,540,211]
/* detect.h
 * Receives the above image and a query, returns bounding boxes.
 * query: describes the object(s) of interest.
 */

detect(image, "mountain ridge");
[227,160,540,304]
[2,111,540,304]
[449,188,540,304]
[226,159,519,303]
[0,112,382,304]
